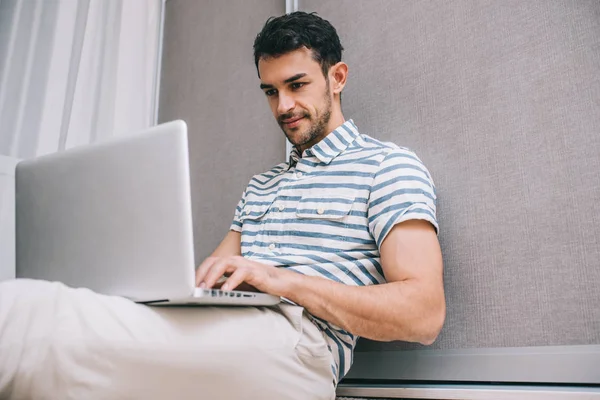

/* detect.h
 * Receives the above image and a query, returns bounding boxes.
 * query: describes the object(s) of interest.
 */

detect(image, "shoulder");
[244,162,288,193]
[353,135,434,191]
[354,134,425,168]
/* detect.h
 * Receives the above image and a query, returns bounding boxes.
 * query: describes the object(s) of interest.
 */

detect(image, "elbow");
[417,301,446,346]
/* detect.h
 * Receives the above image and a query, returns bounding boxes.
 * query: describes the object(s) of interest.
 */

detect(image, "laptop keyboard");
[205,289,253,298]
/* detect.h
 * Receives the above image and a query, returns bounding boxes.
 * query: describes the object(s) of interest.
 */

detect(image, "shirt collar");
[288,119,360,166]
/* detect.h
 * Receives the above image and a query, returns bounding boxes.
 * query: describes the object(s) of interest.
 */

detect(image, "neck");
[326,107,346,134]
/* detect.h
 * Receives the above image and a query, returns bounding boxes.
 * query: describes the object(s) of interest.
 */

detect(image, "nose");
[277,92,295,116]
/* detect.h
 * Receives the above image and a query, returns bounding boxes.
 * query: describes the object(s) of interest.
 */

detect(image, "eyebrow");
[260,73,307,90]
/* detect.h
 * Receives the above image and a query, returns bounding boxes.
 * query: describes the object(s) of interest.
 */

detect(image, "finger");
[202,258,239,289]
[195,257,218,287]
[221,268,250,292]
[231,282,259,292]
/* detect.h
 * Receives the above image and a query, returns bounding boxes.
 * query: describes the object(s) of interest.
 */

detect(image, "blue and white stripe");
[230,119,438,383]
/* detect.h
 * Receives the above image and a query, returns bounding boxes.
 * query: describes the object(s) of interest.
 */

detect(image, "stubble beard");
[279,88,333,150]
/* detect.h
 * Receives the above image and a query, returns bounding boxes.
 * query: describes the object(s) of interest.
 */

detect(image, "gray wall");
[159,0,285,263]
[302,0,600,354]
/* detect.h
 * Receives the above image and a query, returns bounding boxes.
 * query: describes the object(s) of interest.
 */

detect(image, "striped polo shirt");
[230,119,438,383]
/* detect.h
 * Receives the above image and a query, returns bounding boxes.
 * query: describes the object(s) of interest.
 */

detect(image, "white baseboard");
[336,384,600,399]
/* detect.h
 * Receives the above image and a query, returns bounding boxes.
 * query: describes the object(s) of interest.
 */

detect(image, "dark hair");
[253,12,343,78]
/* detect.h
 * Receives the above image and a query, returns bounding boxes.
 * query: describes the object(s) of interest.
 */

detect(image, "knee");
[0,279,58,306]
[0,279,63,331]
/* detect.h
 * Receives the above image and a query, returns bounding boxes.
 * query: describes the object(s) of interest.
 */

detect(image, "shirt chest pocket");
[240,197,273,224]
[296,194,354,222]
[240,203,270,222]
[239,188,283,225]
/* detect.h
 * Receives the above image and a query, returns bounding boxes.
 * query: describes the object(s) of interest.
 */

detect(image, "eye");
[265,89,277,97]
[291,82,306,90]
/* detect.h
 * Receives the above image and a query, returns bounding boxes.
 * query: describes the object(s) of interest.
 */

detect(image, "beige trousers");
[0,279,335,400]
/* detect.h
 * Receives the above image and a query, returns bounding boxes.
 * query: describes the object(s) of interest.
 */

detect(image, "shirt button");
[278,204,285,211]
[317,207,325,215]
[268,243,276,251]
[296,171,303,178]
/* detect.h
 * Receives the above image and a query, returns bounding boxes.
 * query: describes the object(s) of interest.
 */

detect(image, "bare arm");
[197,220,446,344]
[210,230,241,257]
[281,219,445,343]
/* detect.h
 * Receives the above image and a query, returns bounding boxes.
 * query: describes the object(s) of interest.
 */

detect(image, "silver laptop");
[15,120,280,306]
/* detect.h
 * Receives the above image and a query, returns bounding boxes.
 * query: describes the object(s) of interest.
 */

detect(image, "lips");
[282,116,302,123]
[281,116,304,128]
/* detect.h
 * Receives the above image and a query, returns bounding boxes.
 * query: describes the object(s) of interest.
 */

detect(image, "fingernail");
[199,282,206,289]
[222,284,229,291]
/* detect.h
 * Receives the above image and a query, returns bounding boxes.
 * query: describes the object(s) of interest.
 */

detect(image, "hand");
[195,256,290,295]
[212,280,260,293]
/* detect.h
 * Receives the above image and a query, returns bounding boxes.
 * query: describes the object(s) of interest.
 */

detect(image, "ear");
[329,62,348,95]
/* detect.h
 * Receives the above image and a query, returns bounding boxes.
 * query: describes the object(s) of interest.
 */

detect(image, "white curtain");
[0,0,164,279]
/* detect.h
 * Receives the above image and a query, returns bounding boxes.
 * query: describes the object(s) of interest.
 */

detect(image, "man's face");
[258,47,333,152]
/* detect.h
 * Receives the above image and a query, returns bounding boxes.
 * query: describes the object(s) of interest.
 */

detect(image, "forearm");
[210,231,242,257]
[279,272,445,344]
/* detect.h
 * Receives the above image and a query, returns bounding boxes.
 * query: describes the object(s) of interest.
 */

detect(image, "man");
[196,9,445,393]
[0,11,444,400]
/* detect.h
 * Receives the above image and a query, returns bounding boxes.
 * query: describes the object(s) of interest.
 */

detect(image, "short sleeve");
[367,149,438,248]
[229,189,247,232]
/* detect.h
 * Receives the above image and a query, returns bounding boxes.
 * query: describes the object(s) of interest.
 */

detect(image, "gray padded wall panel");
[159,0,285,263]
[302,0,600,351]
